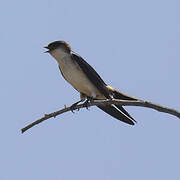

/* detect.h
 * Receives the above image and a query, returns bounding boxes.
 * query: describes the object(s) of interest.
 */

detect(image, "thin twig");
[21,99,180,133]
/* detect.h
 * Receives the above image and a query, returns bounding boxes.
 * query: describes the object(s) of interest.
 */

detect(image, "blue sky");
[1,0,180,179]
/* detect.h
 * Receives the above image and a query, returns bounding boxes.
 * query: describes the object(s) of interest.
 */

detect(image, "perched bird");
[44,41,138,125]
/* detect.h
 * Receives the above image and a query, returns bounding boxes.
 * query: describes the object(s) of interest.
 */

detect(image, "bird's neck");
[50,48,71,64]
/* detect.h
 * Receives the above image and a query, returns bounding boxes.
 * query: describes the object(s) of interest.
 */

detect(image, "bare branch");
[21,99,180,133]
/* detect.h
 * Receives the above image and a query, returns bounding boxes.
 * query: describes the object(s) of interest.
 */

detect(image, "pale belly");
[58,57,104,99]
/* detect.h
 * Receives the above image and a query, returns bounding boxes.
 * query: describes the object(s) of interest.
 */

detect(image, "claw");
[70,104,77,113]
[69,98,93,113]
[70,100,82,113]
[82,98,93,109]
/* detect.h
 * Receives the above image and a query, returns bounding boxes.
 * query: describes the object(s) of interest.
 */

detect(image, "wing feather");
[71,52,110,98]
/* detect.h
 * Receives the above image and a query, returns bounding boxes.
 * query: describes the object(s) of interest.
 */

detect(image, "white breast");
[50,49,104,99]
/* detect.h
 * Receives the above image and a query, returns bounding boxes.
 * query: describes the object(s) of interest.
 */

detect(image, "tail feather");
[115,105,136,123]
[99,86,138,124]
[112,89,138,101]
[97,105,135,125]
[113,88,137,123]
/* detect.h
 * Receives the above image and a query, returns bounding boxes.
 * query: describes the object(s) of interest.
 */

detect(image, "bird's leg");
[70,100,84,113]
[70,93,86,112]
[82,97,93,110]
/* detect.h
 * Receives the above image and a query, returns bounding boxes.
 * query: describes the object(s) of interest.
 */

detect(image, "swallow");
[44,41,138,125]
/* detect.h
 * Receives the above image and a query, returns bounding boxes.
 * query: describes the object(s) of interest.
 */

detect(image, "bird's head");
[44,41,72,61]
[44,41,71,54]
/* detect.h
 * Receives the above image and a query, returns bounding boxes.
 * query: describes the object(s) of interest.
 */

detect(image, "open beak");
[44,46,50,53]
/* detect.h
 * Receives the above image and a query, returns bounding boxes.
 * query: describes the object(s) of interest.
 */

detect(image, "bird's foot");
[82,98,93,110]
[70,100,82,113]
